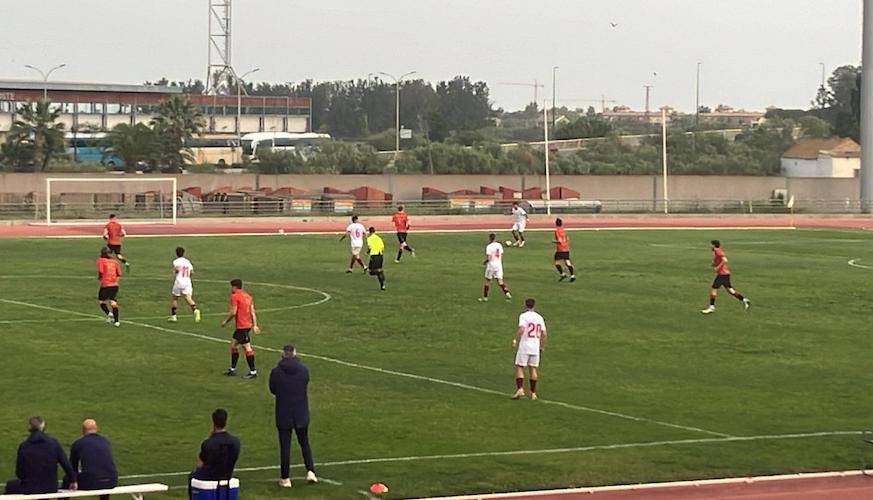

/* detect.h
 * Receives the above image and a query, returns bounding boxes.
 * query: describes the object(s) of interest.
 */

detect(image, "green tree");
[104,123,157,170]
[4,100,66,171]
[150,96,206,167]
[797,116,832,138]
[554,116,613,140]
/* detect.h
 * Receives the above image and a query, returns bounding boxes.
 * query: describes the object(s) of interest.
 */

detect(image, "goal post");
[45,177,178,225]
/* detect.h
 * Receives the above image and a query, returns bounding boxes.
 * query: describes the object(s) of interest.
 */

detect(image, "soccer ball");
[505,240,514,247]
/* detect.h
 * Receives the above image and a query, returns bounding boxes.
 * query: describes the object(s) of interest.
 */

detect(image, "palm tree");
[104,123,156,170]
[150,96,205,167]
[9,100,65,171]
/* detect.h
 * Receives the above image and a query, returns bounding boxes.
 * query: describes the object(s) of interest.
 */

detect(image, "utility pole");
[644,85,654,119]
[861,0,873,212]
[695,62,702,128]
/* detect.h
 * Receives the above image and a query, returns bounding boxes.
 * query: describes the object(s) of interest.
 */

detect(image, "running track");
[1,214,872,238]
[5,213,872,498]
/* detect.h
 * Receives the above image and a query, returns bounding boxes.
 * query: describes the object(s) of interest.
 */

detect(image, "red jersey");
[104,220,124,245]
[391,211,409,232]
[712,248,730,275]
[230,289,254,329]
[555,227,570,252]
[97,257,121,287]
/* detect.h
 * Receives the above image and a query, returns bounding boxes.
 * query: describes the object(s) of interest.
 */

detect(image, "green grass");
[0,228,872,499]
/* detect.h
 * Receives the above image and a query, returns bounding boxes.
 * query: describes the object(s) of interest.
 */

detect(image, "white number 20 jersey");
[173,257,194,288]
[517,310,546,355]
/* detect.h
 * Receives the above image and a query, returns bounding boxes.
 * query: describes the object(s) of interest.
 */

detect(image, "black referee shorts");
[368,254,384,274]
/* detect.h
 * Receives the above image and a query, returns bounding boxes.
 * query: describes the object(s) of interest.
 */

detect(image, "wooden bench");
[0,483,168,500]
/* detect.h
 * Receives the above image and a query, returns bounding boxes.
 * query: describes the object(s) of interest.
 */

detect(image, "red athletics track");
[422,471,873,500]
[0,214,872,238]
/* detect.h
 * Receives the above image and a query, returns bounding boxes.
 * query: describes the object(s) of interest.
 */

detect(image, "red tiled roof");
[783,137,860,160]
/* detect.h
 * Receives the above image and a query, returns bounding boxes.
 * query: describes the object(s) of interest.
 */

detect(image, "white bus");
[241,132,331,162]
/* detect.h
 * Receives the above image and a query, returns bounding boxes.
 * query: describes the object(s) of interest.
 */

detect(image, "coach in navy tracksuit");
[5,416,76,494]
[269,345,317,486]
[62,419,118,500]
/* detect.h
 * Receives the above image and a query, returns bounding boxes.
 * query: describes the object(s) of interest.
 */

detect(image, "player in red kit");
[391,206,416,263]
[102,214,130,271]
[552,218,576,282]
[221,279,260,379]
[701,240,750,314]
[96,246,122,327]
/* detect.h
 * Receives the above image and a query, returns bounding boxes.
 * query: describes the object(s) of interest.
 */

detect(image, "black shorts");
[712,274,733,289]
[368,254,384,274]
[107,244,122,255]
[396,232,408,244]
[233,328,252,345]
[98,286,119,301]
[554,251,571,261]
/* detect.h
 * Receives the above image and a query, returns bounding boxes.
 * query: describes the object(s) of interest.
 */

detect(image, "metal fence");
[0,197,868,221]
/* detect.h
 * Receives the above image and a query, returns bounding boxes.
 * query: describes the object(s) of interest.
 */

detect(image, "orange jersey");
[712,248,730,275]
[230,289,254,329]
[97,257,121,287]
[555,227,570,252]
[104,220,124,245]
[391,211,409,232]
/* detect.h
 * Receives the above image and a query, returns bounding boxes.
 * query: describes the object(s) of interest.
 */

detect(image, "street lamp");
[378,70,417,157]
[695,62,702,128]
[235,67,260,162]
[551,66,559,132]
[24,63,66,101]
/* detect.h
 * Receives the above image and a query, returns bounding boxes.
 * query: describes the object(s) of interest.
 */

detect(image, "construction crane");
[498,81,545,106]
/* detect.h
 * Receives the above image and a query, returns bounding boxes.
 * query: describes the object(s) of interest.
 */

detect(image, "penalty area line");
[2,299,731,439]
[117,431,862,481]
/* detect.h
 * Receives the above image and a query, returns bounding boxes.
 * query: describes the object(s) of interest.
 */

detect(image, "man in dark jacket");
[5,416,77,494]
[62,419,118,500]
[188,409,240,500]
[269,344,317,488]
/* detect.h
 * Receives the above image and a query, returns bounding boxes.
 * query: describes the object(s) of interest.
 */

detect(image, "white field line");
[0,276,331,324]
[117,431,862,481]
[30,226,799,240]
[848,258,873,270]
[0,299,731,438]
[413,467,872,500]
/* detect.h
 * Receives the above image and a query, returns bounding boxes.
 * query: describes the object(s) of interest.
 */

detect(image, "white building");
[780,137,860,178]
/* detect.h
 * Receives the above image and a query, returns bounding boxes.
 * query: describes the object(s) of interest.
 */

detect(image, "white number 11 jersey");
[173,257,194,288]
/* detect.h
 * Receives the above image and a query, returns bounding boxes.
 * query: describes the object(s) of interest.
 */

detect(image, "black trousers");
[278,426,315,480]
[62,473,115,500]
[5,479,55,495]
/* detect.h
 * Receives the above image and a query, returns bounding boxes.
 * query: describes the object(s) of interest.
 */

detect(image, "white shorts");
[515,351,540,367]
[485,265,504,280]
[512,222,526,232]
[351,244,363,256]
[172,284,193,297]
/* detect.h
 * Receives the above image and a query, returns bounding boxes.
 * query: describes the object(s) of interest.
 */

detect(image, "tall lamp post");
[24,63,66,101]
[551,66,559,132]
[695,62,702,128]
[235,67,260,163]
[378,70,417,158]
[861,0,873,212]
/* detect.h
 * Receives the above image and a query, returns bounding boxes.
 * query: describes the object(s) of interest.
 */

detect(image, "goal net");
[45,177,177,225]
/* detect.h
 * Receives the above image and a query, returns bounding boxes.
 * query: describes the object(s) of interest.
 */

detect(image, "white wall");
[782,156,860,178]
[829,156,860,178]
[781,158,822,177]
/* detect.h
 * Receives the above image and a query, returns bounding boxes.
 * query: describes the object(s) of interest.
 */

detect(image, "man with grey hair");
[269,344,317,488]
[5,416,76,494]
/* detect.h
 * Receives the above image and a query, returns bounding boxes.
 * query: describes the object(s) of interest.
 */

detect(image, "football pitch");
[0,228,871,499]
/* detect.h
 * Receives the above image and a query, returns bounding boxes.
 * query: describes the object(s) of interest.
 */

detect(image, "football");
[505,240,514,247]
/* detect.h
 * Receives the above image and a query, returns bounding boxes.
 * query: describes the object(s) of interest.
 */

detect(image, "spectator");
[188,409,240,500]
[5,416,76,494]
[62,419,118,500]
[269,344,317,488]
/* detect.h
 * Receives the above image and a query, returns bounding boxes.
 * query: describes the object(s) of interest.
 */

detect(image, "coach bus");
[241,132,331,162]
[64,132,124,168]
[186,136,241,166]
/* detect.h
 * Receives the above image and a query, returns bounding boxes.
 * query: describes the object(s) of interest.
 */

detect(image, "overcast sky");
[0,0,862,112]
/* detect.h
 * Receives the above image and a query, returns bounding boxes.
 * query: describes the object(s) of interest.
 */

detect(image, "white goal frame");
[45,177,178,225]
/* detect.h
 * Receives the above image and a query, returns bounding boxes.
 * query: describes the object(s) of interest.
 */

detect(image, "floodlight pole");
[861,0,873,212]
[24,63,66,101]
[543,101,552,215]
[662,107,669,214]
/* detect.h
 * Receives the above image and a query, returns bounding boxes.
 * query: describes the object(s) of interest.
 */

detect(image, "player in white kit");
[169,246,201,322]
[339,215,368,273]
[479,233,512,302]
[509,202,529,247]
[512,298,547,400]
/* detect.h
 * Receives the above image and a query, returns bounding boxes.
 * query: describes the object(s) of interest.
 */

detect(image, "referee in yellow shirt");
[366,227,387,290]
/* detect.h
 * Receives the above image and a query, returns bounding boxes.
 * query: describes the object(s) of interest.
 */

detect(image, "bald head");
[81,419,98,435]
